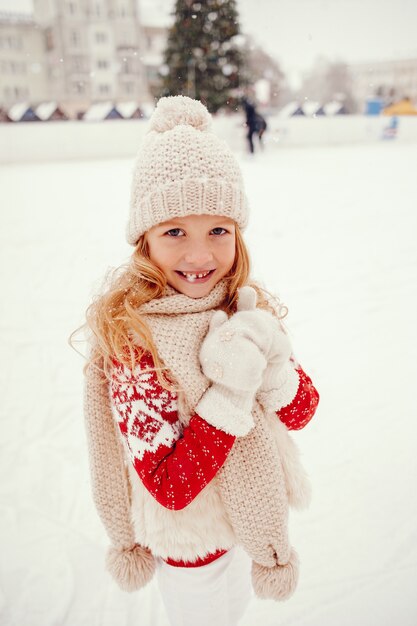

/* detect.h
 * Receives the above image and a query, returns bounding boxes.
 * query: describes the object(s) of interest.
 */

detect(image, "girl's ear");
[237,286,257,312]
[209,310,228,331]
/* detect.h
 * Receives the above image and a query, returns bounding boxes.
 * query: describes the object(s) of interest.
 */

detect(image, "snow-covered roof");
[35,101,59,121]
[7,102,30,121]
[302,101,321,116]
[140,102,156,118]
[83,102,117,121]
[116,102,142,119]
[278,102,302,117]
[324,101,344,116]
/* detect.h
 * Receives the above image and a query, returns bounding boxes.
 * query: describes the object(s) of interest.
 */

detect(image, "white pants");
[156,547,254,626]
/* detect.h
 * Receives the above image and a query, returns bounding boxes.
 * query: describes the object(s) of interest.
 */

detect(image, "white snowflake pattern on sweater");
[111,361,181,462]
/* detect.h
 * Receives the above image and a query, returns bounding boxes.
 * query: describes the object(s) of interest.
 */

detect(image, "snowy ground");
[1,139,416,626]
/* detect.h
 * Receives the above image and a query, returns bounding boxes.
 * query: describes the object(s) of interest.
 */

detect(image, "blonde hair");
[70,224,287,390]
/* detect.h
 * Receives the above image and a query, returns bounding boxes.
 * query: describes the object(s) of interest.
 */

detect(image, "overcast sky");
[2,0,417,88]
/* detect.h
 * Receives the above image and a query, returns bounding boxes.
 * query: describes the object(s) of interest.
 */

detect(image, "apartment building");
[348,57,417,107]
[0,12,48,107]
[33,0,151,116]
[1,1,168,116]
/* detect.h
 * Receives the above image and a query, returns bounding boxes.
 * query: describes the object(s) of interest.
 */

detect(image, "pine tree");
[160,0,243,113]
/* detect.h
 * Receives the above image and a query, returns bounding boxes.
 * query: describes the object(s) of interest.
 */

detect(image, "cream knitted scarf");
[84,279,309,600]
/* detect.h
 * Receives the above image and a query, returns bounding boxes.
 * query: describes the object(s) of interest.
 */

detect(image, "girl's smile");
[175,269,216,283]
[145,214,236,298]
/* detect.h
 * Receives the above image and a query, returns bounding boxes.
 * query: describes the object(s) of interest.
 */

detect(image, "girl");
[80,96,319,626]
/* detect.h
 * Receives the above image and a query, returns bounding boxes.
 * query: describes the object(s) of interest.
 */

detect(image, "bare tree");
[300,57,358,112]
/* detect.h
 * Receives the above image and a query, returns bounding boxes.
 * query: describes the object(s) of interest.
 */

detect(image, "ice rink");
[1,137,416,625]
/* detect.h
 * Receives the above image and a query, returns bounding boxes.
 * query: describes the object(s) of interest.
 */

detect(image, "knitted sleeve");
[110,352,236,511]
[274,358,320,430]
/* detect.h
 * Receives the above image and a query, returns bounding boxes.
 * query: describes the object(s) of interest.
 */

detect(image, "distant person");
[242,97,257,153]
[382,115,399,140]
[255,111,268,148]
[242,97,267,153]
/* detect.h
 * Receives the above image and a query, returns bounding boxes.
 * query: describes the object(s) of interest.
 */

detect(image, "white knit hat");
[126,95,249,245]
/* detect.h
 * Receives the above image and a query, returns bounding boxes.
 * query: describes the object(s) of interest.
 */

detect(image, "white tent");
[7,102,38,122]
[35,102,68,121]
[116,101,144,119]
[302,101,321,117]
[83,102,122,121]
[323,101,347,116]
[278,102,304,117]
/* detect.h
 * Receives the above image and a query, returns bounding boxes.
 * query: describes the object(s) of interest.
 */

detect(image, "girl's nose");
[184,245,214,267]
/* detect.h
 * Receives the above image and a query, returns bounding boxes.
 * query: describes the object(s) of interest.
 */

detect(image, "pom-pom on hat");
[126,95,249,245]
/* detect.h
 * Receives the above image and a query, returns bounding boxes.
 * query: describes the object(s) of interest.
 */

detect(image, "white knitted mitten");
[196,286,290,437]
[196,311,267,436]
[231,287,294,413]
[197,290,277,436]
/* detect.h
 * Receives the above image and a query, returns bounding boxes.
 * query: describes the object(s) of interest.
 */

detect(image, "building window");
[14,36,23,50]
[14,86,29,99]
[72,56,83,72]
[68,1,76,14]
[70,30,80,46]
[95,32,107,43]
[124,82,134,94]
[99,84,110,94]
[0,35,23,50]
[97,59,109,69]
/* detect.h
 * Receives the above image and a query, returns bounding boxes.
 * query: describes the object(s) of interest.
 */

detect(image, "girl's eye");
[165,229,184,237]
[164,227,228,237]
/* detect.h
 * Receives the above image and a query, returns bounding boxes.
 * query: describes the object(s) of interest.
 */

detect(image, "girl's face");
[146,214,236,298]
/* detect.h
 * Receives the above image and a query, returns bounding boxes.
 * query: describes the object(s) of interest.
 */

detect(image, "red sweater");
[110,352,319,565]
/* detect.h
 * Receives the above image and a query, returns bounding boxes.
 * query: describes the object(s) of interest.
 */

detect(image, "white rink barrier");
[1,114,417,164]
